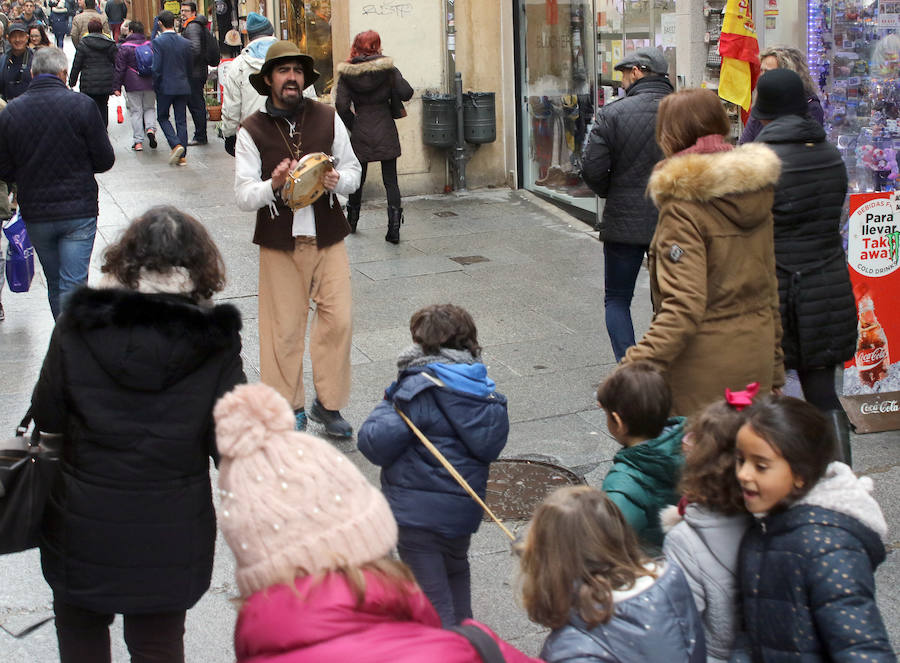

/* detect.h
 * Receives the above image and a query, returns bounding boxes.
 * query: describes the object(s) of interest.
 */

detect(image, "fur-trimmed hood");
[796,461,888,540]
[60,287,242,391]
[648,142,781,208]
[334,55,394,94]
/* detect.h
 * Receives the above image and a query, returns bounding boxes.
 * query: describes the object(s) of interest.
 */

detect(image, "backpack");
[133,41,153,77]
[202,27,220,67]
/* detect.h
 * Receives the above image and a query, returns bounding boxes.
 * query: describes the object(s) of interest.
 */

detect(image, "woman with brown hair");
[335,29,413,243]
[27,24,51,50]
[518,486,705,663]
[621,88,784,416]
[31,206,245,663]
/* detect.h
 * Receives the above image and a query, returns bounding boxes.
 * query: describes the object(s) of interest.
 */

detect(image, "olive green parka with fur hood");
[623,142,785,416]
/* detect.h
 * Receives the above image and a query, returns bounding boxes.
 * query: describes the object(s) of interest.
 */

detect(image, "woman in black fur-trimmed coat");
[31,207,245,663]
[335,29,413,243]
[754,69,856,463]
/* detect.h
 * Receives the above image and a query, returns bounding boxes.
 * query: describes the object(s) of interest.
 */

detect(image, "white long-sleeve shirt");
[234,108,361,237]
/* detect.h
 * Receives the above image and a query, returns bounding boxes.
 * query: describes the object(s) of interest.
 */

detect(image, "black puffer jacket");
[69,32,118,94]
[739,463,893,663]
[181,15,209,80]
[335,55,413,162]
[581,75,674,245]
[0,75,115,222]
[756,115,856,369]
[32,287,245,614]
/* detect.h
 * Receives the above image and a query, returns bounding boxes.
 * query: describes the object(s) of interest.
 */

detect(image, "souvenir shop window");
[810,0,900,193]
[522,0,596,202]
[278,0,332,96]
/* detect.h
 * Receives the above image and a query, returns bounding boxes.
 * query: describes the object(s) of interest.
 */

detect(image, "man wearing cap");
[221,12,315,157]
[0,22,33,101]
[581,47,674,363]
[234,42,361,437]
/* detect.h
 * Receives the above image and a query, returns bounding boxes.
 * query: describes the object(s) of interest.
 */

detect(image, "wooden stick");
[395,407,515,541]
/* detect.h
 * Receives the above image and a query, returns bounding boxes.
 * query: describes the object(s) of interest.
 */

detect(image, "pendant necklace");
[275,107,307,162]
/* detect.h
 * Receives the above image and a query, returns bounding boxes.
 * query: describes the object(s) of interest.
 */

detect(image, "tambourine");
[281,152,335,210]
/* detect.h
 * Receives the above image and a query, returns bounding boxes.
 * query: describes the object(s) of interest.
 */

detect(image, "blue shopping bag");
[3,212,35,293]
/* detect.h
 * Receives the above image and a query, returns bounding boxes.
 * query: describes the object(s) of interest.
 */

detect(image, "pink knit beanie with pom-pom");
[213,383,398,598]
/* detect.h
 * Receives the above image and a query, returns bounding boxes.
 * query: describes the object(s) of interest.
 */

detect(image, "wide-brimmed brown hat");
[249,41,319,95]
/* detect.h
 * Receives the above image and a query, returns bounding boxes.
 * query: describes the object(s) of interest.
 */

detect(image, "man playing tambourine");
[234,41,362,438]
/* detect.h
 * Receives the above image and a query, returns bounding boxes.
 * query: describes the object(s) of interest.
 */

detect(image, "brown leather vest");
[241,100,350,251]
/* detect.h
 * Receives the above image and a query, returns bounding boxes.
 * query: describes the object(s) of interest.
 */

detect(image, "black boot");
[308,398,353,438]
[385,206,403,244]
[346,204,360,233]
[827,409,852,467]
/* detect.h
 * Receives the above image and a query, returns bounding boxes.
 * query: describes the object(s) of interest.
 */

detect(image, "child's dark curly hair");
[678,400,746,514]
[409,304,481,357]
[102,206,226,301]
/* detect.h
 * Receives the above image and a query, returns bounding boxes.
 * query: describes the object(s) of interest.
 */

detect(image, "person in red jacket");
[213,382,542,663]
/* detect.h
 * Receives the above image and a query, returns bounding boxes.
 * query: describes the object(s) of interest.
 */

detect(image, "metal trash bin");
[422,93,457,148]
[463,92,496,144]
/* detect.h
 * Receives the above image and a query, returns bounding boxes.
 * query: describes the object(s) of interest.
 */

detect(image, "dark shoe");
[294,408,308,432]
[385,206,403,244]
[346,204,360,233]
[0,303,5,321]
[188,139,208,146]
[308,399,353,437]
[827,409,852,467]
[146,129,157,149]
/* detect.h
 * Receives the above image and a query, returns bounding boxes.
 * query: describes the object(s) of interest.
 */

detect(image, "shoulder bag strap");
[448,624,506,663]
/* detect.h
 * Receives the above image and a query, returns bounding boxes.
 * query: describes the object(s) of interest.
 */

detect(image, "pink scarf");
[673,133,734,157]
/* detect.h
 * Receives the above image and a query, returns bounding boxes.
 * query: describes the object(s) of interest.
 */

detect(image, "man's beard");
[274,84,302,109]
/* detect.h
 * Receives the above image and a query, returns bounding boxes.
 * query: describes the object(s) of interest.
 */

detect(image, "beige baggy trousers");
[258,237,352,412]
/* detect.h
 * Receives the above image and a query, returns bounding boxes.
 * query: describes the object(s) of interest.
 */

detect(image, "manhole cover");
[450,255,490,265]
[484,458,585,521]
[434,210,458,217]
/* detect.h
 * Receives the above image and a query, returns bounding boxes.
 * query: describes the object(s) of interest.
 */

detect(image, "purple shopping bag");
[3,212,35,293]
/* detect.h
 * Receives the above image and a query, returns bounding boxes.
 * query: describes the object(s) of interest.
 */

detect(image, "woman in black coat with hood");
[753,69,856,464]
[32,206,245,663]
[69,18,117,126]
[335,30,413,244]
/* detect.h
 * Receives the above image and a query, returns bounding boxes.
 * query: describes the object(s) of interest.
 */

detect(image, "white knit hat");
[214,383,397,597]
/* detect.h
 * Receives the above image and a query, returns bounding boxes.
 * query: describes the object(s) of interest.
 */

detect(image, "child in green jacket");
[596,361,685,550]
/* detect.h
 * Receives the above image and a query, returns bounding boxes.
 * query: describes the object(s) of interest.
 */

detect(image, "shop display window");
[810,0,900,193]
[279,0,332,95]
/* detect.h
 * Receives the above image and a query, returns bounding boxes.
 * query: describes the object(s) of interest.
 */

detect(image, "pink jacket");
[234,571,541,663]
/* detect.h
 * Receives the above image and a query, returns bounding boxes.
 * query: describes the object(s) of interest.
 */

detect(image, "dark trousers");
[186,76,207,141]
[797,364,842,411]
[397,526,472,627]
[603,240,649,362]
[156,92,189,151]
[86,93,109,127]
[348,158,401,208]
[53,597,186,663]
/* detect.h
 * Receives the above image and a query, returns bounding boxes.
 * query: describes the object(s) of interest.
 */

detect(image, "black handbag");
[0,409,62,555]
[389,84,407,119]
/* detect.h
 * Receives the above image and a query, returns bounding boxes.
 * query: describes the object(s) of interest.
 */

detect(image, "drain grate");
[450,255,490,265]
[484,458,585,520]
[434,210,458,217]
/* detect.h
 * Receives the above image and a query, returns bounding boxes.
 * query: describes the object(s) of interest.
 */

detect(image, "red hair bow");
[725,382,760,411]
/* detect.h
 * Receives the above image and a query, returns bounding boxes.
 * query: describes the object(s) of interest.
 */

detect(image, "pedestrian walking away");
[31,207,245,663]
[48,0,69,48]
[212,381,543,663]
[233,40,361,437]
[335,29,413,242]
[69,18,118,127]
[152,9,192,165]
[70,0,109,49]
[581,47,674,362]
[621,88,785,417]
[0,46,115,319]
[105,0,127,42]
[114,19,158,152]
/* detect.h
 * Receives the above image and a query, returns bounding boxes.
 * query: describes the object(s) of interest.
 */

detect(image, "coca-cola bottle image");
[855,295,890,388]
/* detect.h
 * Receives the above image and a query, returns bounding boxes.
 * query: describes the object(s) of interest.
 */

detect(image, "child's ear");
[610,411,626,435]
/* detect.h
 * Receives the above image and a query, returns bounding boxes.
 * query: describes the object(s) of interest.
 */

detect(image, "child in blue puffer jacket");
[358,304,509,627]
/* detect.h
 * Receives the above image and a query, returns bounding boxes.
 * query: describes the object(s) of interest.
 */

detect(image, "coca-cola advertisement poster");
[840,191,900,433]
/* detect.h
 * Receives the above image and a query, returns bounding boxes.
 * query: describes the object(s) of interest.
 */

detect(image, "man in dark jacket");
[179,1,208,145]
[0,46,115,319]
[152,9,192,164]
[0,22,33,101]
[581,48,673,362]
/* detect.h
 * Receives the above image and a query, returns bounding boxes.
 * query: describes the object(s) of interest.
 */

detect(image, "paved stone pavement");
[0,86,897,661]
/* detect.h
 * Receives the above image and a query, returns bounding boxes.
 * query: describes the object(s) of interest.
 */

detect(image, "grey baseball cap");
[614,48,668,75]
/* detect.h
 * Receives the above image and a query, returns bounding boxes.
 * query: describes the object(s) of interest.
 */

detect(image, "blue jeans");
[397,527,472,627]
[156,92,189,152]
[603,241,649,362]
[26,217,97,319]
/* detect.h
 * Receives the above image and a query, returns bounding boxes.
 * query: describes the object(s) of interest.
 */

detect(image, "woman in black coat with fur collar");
[335,30,413,244]
[31,206,245,663]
